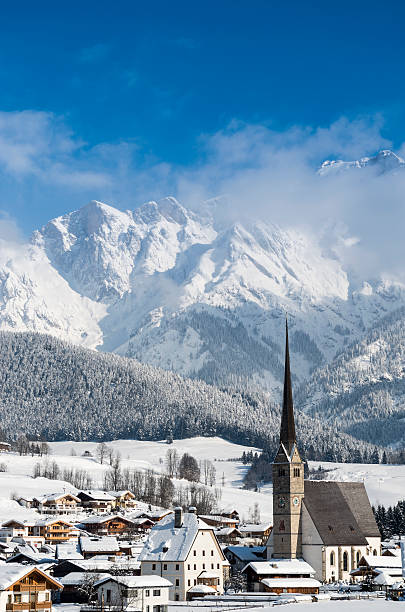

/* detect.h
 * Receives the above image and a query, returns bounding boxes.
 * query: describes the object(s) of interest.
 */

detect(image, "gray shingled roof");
[303,481,379,546]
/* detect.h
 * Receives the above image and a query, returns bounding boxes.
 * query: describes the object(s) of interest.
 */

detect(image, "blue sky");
[0,0,405,233]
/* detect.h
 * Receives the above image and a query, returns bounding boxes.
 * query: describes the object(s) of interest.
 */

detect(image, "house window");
[211,564,214,569]
[278,468,286,477]
[194,564,196,570]
[211,550,214,556]
[188,580,190,586]
[14,595,22,603]
[176,564,179,570]
[163,564,167,570]
[293,468,300,477]
[343,552,348,572]
[373,549,378,556]
[202,550,205,556]
[7,595,12,603]
[202,564,205,569]
[330,552,335,566]
[106,590,111,603]
[356,551,360,566]
[152,564,156,570]
[175,579,179,586]
[45,593,50,601]
[187,564,190,570]
[193,550,196,556]
[194,579,196,585]
[217,564,220,569]
[146,607,150,612]
[153,590,161,596]
[145,590,150,597]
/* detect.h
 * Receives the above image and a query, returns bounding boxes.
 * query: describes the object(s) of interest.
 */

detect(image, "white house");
[139,508,226,601]
[96,575,171,612]
[0,564,62,612]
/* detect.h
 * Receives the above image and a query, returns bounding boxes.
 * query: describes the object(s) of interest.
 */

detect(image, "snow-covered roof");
[200,515,237,524]
[79,536,120,553]
[78,490,115,501]
[95,575,172,588]
[60,572,110,586]
[238,523,271,532]
[71,558,141,572]
[198,571,219,579]
[35,493,81,504]
[244,559,315,576]
[373,570,403,586]
[107,490,135,498]
[0,564,62,590]
[81,514,134,525]
[360,555,402,569]
[188,584,217,594]
[261,578,321,588]
[215,527,241,536]
[56,543,83,560]
[138,512,212,562]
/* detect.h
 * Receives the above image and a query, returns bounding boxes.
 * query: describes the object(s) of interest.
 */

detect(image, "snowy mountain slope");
[298,307,405,447]
[0,151,404,405]
[319,149,405,176]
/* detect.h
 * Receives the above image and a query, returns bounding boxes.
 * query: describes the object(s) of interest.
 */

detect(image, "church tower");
[271,320,304,559]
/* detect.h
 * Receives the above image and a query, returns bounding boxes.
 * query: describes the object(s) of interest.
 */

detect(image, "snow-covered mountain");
[1,150,405,417]
[319,149,405,176]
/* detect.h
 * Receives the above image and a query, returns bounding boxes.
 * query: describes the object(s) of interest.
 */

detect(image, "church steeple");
[280,319,296,454]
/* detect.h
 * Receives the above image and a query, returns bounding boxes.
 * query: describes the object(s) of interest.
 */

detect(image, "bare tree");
[97,442,108,464]
[165,448,179,478]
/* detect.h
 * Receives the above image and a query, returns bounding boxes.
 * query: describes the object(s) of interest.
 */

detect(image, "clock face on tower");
[292,496,300,507]
[278,496,286,508]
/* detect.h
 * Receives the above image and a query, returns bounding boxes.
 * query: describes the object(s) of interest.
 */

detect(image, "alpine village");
[0,323,403,612]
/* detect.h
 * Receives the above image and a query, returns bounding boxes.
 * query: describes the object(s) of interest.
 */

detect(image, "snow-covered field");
[0,437,404,525]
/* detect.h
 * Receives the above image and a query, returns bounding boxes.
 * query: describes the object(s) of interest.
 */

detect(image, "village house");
[59,572,110,603]
[7,544,55,566]
[0,520,44,549]
[238,523,272,544]
[136,510,172,523]
[214,527,242,545]
[79,536,122,559]
[243,559,320,594]
[108,491,137,510]
[1,519,79,547]
[263,322,381,585]
[350,553,403,589]
[198,515,238,529]
[77,491,115,513]
[0,442,10,452]
[33,493,81,515]
[139,507,226,601]
[95,575,171,612]
[0,564,62,612]
[80,514,138,537]
[53,557,141,579]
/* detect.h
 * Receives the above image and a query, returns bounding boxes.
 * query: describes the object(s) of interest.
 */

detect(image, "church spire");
[280,318,296,453]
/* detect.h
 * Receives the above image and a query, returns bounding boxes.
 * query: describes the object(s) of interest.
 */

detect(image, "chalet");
[53,558,141,579]
[6,544,54,566]
[1,521,44,549]
[139,507,226,601]
[131,518,155,533]
[214,527,242,544]
[108,491,137,510]
[238,523,272,544]
[16,497,34,509]
[199,515,238,529]
[79,536,121,559]
[135,510,172,523]
[80,514,138,537]
[0,542,13,560]
[243,559,320,595]
[35,519,79,545]
[77,491,115,513]
[0,442,10,452]
[95,575,171,612]
[224,546,266,573]
[350,553,403,587]
[33,493,81,515]
[218,508,239,521]
[0,564,62,612]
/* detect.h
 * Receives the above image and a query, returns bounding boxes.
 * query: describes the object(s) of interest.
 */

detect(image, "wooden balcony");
[6,602,52,610]
[16,585,47,592]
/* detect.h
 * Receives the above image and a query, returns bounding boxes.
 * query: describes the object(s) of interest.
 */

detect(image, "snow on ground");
[0,437,404,526]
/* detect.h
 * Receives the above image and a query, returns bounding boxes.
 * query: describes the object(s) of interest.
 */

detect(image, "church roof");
[303,481,380,546]
[280,320,296,454]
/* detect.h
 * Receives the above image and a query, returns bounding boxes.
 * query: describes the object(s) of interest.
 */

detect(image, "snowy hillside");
[0,437,404,526]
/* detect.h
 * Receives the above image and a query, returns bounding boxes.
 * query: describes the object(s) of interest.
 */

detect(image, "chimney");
[174,507,183,528]
[188,506,197,514]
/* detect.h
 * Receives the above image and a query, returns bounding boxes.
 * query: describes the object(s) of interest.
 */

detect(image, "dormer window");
[328,525,333,531]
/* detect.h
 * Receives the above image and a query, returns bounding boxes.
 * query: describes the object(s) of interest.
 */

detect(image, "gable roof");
[77,490,115,502]
[35,493,81,504]
[225,546,265,562]
[79,536,120,553]
[81,514,135,526]
[303,481,379,546]
[244,559,315,576]
[138,512,215,562]
[95,575,172,588]
[0,564,62,590]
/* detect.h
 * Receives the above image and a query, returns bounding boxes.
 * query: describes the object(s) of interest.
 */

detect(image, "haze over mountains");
[1,150,405,448]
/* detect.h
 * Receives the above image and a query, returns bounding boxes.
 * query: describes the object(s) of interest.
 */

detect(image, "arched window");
[330,551,335,566]
[343,551,348,572]
[373,549,378,556]
[356,551,360,565]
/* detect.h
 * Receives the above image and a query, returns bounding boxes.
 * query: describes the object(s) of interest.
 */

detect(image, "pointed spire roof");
[280,318,296,453]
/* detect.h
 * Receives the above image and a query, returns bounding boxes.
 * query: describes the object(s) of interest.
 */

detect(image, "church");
[264,322,381,584]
